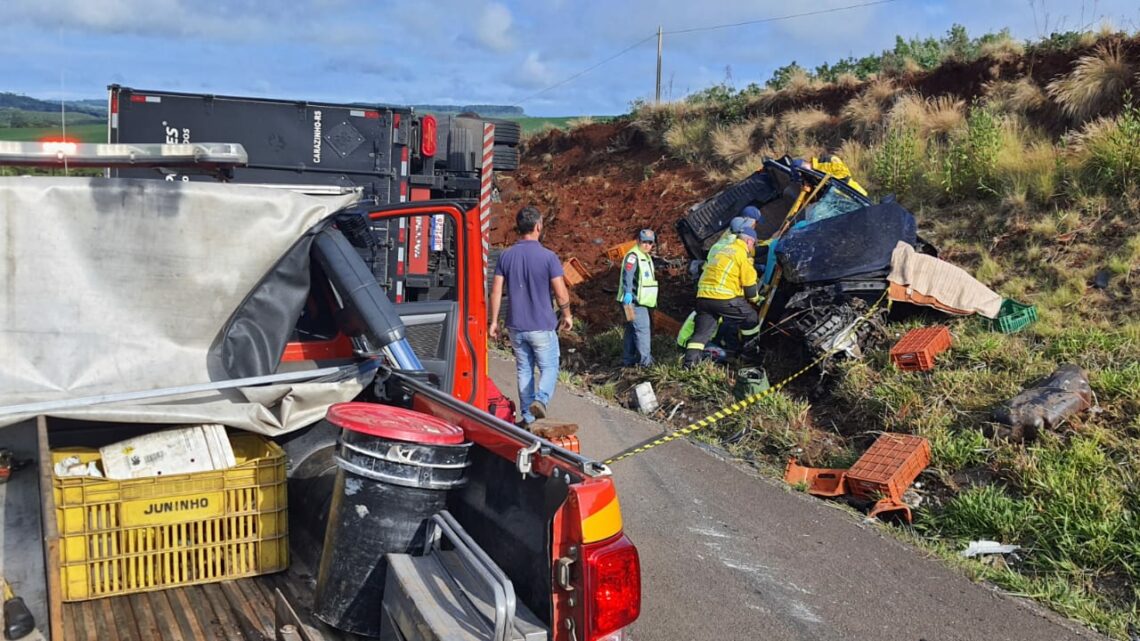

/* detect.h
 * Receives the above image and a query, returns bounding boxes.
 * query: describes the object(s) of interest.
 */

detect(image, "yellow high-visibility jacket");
[697,238,758,301]
[812,156,868,196]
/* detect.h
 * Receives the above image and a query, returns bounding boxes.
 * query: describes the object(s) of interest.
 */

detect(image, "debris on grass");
[960,540,1021,557]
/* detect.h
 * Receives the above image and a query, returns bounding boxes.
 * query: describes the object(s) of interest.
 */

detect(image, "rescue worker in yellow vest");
[796,155,868,196]
[617,229,659,367]
[683,226,761,367]
[705,206,763,265]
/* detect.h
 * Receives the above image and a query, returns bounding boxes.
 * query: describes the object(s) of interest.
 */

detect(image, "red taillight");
[421,115,438,158]
[110,94,119,114]
[583,534,640,640]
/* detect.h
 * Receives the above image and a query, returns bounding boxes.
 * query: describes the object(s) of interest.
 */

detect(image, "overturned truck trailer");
[676,157,937,361]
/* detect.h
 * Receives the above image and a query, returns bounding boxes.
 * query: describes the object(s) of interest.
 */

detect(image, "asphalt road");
[489,355,1106,641]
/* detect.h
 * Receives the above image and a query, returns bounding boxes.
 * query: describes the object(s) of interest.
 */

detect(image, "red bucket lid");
[326,402,465,445]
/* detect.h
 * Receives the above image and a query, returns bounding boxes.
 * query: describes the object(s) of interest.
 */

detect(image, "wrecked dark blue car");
[676,157,936,361]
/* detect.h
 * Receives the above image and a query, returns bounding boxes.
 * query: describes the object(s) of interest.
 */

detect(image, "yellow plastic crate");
[51,433,288,601]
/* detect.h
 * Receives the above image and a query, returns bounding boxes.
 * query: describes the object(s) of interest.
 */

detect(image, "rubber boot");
[682,348,702,367]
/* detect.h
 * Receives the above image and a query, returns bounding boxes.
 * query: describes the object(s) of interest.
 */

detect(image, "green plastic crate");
[990,299,1037,334]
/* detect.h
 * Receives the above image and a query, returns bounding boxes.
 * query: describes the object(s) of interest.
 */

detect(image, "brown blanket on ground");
[888,242,1003,318]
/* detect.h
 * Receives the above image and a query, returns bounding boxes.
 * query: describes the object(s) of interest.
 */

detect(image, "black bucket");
[313,402,470,636]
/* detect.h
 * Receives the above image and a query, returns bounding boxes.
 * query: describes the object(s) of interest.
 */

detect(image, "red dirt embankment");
[491,122,710,327]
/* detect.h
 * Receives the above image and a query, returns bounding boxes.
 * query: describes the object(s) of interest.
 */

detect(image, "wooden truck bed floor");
[60,566,339,641]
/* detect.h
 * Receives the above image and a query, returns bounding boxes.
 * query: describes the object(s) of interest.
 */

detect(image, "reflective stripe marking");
[580,495,623,543]
[480,122,495,280]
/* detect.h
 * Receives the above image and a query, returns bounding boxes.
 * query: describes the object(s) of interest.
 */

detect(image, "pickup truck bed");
[60,576,286,641]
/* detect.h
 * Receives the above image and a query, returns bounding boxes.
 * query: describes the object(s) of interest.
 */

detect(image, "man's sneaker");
[529,400,547,420]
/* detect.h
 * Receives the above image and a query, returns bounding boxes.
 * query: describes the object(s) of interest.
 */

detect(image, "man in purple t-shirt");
[489,206,572,427]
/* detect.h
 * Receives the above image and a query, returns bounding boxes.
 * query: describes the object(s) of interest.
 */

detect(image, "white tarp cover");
[0,176,362,433]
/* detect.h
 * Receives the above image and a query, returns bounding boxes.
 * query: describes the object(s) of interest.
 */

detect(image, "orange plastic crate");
[890,326,952,372]
[548,434,580,454]
[845,434,930,501]
[605,240,637,263]
[562,257,592,286]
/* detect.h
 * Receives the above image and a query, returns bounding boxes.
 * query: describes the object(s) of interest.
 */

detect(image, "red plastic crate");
[845,434,930,501]
[889,326,952,372]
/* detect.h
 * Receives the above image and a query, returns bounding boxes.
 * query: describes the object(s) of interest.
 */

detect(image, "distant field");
[512,116,609,135]
[0,123,105,143]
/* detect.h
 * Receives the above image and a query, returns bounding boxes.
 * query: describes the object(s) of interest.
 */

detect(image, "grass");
[1047,43,1134,123]
[0,123,105,143]
[511,116,580,135]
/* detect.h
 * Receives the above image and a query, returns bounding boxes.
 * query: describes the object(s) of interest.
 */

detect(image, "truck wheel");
[487,119,522,146]
[493,146,520,172]
[447,126,477,173]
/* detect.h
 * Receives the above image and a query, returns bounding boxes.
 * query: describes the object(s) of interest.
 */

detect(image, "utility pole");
[655,25,663,104]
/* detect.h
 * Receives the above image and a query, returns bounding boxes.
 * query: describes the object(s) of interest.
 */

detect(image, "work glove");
[622,292,633,305]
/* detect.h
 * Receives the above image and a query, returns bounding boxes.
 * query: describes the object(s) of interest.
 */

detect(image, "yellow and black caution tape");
[604,290,887,465]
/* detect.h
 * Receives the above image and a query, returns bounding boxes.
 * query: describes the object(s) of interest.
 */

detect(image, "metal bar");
[0,363,367,418]
[428,512,514,641]
[438,511,517,641]
[388,369,609,477]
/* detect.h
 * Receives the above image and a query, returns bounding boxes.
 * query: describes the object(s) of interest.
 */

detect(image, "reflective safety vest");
[616,245,658,307]
[697,239,758,300]
[811,156,868,196]
[706,229,737,259]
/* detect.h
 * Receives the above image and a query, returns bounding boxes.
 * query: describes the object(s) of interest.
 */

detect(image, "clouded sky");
[2,0,1138,116]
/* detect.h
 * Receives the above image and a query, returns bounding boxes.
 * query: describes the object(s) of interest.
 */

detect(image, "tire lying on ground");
[493,145,520,172]
[486,118,522,146]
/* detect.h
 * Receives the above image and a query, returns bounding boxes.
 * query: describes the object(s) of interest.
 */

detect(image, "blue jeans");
[623,305,653,367]
[509,329,560,424]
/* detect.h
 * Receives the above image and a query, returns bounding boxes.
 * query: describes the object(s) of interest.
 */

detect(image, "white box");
[99,424,236,480]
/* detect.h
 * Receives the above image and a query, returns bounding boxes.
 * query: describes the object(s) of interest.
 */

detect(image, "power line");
[663,0,901,35]
[518,33,657,103]
[519,0,900,103]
